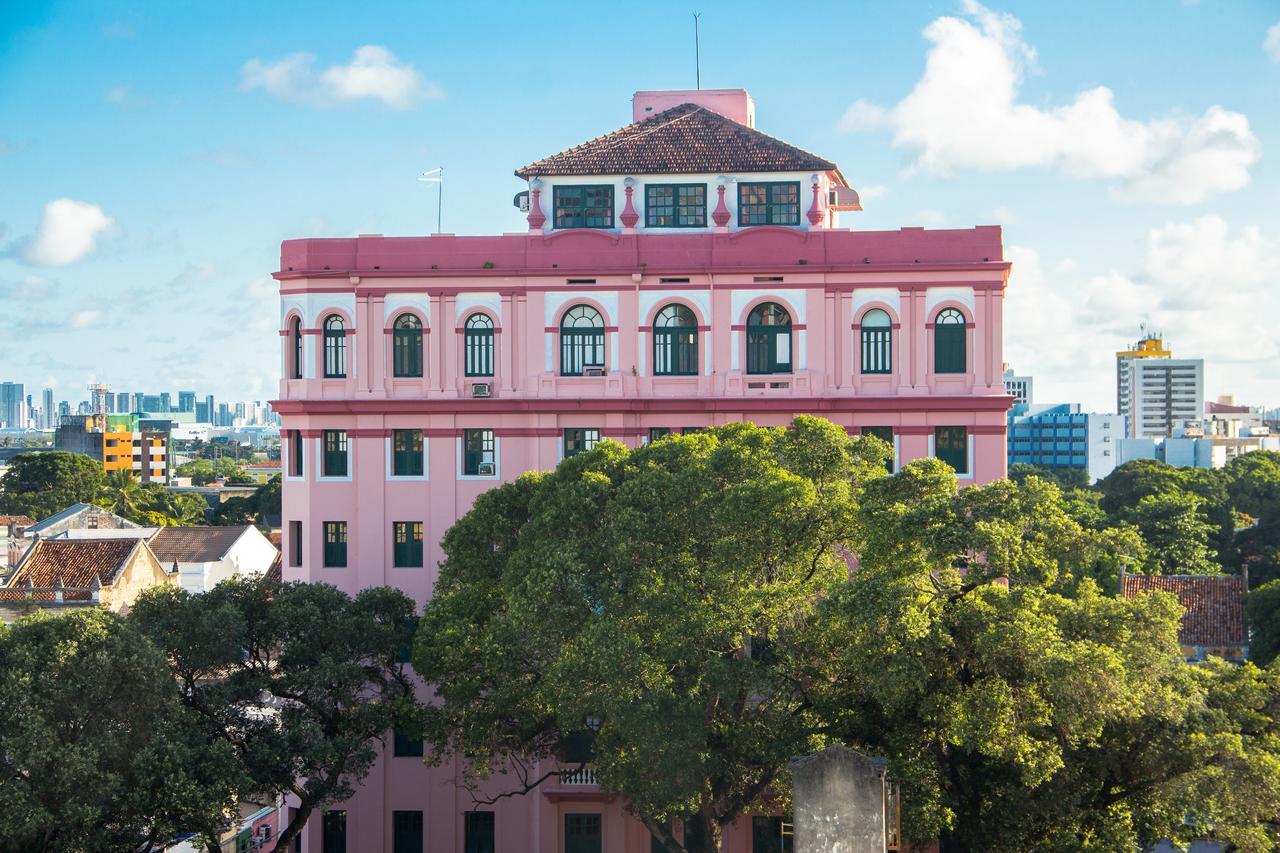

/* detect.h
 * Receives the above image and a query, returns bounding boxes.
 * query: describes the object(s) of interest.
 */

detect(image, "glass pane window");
[392,811,423,853]
[645,184,707,227]
[934,308,967,374]
[565,814,602,853]
[322,811,347,853]
[564,428,601,458]
[647,427,671,444]
[393,728,423,757]
[746,302,792,374]
[289,430,304,477]
[463,429,496,476]
[392,314,423,378]
[393,521,424,568]
[323,430,348,477]
[392,429,423,476]
[464,313,495,377]
[323,521,347,568]
[860,309,892,374]
[738,182,800,226]
[465,812,496,853]
[554,185,614,229]
[653,304,698,376]
[290,318,303,379]
[560,305,606,376]
[935,426,969,474]
[323,315,347,378]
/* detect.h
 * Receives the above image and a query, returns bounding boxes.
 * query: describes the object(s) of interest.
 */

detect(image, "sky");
[1,0,1278,412]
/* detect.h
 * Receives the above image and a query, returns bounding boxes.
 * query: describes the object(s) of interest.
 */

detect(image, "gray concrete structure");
[789,745,889,853]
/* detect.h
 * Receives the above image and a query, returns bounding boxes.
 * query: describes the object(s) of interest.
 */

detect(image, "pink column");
[442,294,458,393]
[432,291,447,393]
[974,288,989,390]
[501,291,516,393]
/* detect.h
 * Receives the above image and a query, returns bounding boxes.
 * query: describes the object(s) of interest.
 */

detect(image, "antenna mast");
[693,13,701,90]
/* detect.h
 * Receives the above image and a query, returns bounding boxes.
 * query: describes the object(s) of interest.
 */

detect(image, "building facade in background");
[274,88,1012,852]
[1002,365,1033,406]
[54,414,171,483]
[1007,403,1123,482]
[1116,331,1171,421]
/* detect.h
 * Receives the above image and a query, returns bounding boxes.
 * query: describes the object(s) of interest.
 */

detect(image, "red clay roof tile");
[1120,573,1248,647]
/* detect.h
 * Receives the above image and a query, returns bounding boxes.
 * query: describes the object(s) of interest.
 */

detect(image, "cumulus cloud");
[1005,216,1280,409]
[1266,23,1280,62]
[70,310,101,329]
[22,199,113,266]
[239,45,441,110]
[842,1,1260,204]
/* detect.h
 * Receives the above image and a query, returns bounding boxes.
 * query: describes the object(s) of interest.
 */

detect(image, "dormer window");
[739,182,800,226]
[554,185,614,229]
[646,184,706,227]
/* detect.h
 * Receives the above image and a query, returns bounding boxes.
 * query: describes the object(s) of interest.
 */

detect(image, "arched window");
[653,304,697,376]
[290,316,303,379]
[860,309,892,375]
[746,302,792,374]
[392,314,423,378]
[464,313,494,377]
[560,305,605,376]
[323,315,347,378]
[934,308,967,374]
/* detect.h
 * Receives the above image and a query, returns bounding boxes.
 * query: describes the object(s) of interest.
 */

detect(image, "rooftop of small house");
[1120,573,1249,648]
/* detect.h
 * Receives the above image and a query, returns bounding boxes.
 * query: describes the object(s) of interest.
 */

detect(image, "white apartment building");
[1125,358,1204,439]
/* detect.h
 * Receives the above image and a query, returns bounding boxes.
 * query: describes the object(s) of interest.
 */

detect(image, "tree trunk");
[270,800,314,853]
[683,813,723,853]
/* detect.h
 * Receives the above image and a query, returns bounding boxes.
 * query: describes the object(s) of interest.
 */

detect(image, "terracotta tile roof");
[8,538,140,589]
[148,526,250,564]
[264,552,282,584]
[515,103,846,184]
[0,515,34,527]
[0,588,94,602]
[1120,573,1248,647]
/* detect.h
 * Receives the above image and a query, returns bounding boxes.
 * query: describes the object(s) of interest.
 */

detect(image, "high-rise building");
[116,392,130,414]
[1125,357,1205,439]
[178,391,196,412]
[0,382,24,429]
[58,401,71,419]
[1002,365,1033,406]
[158,392,172,413]
[217,402,231,427]
[132,392,145,413]
[1007,403,1124,482]
[1116,330,1171,422]
[274,87,1013,851]
[88,383,111,415]
[42,388,54,429]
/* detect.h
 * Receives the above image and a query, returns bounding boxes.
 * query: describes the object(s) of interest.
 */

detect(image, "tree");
[256,474,282,519]
[1008,462,1090,491]
[212,494,258,526]
[0,610,237,852]
[1246,580,1280,667]
[0,450,103,520]
[1124,492,1219,575]
[415,418,890,852]
[1224,451,1280,521]
[130,576,421,852]
[98,468,145,518]
[813,461,1280,852]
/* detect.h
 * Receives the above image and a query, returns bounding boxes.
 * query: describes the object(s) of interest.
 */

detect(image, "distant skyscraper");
[115,392,130,413]
[217,402,231,427]
[42,388,54,429]
[88,383,111,415]
[1002,365,1033,406]
[178,391,196,412]
[1125,358,1204,439]
[132,392,144,413]
[1116,330,1172,421]
[58,400,71,418]
[158,392,172,413]
[0,382,24,429]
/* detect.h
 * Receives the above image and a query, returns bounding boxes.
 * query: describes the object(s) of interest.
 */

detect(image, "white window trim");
[927,432,974,480]
[315,433,353,483]
[385,435,429,481]
[455,435,501,481]
[559,429,601,463]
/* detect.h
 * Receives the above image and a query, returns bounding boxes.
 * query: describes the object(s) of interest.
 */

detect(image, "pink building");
[274,88,1011,853]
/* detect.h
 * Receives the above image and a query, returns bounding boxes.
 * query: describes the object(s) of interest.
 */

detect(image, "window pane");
[323,430,348,477]
[323,521,347,567]
[935,426,969,474]
[465,812,496,853]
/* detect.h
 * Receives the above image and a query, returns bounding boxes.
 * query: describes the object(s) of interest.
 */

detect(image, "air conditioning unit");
[584,367,606,377]
[471,383,492,398]
[477,462,496,476]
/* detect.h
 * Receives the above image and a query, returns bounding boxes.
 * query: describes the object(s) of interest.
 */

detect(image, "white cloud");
[858,184,887,201]
[844,1,1260,204]
[70,310,101,329]
[22,199,113,266]
[1266,23,1280,62]
[1005,217,1280,409]
[239,45,441,110]
[911,209,947,227]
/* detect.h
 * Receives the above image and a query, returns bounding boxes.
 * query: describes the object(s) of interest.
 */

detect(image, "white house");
[147,525,278,593]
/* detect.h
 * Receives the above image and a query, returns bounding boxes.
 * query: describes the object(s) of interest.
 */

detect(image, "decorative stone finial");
[712,177,731,230]
[620,177,639,230]
[527,178,547,232]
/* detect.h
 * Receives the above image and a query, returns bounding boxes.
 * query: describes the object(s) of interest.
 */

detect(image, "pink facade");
[275,90,1011,853]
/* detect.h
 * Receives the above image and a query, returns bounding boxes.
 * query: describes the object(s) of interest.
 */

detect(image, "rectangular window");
[564,813,602,853]
[464,811,496,853]
[554,185,614,229]
[393,521,424,568]
[392,811,423,853]
[322,811,346,853]
[935,426,969,475]
[323,430,348,477]
[564,428,601,458]
[860,327,892,374]
[289,430,304,477]
[323,521,347,568]
[647,427,671,444]
[392,429,424,476]
[393,728,424,757]
[751,816,794,853]
[645,183,707,227]
[861,426,895,473]
[397,616,418,664]
[289,520,302,567]
[738,182,800,226]
[463,429,496,476]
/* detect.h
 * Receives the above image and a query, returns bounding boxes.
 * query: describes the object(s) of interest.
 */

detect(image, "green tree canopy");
[415,418,889,852]
[1123,492,1220,575]
[129,576,421,852]
[0,610,237,852]
[0,451,103,520]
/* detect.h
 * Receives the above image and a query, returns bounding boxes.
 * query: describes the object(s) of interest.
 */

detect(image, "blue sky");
[2,0,1278,412]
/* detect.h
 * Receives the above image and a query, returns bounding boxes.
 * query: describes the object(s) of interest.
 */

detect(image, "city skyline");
[2,1,1279,410]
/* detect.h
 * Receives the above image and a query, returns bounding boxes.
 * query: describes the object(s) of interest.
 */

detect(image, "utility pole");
[693,13,702,90]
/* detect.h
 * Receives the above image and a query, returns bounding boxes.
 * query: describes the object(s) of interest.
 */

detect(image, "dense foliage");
[0,450,103,520]
[97,469,210,526]
[129,576,422,851]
